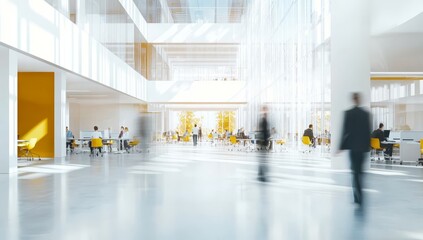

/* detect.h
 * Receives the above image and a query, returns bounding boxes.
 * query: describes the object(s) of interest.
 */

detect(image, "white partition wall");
[0,48,18,174]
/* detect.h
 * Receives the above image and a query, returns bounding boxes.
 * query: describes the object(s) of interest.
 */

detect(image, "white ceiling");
[371,3,423,73]
[17,53,144,105]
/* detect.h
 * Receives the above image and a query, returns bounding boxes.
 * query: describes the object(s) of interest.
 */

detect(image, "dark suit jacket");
[371,129,386,143]
[340,106,371,152]
[258,116,270,146]
[303,128,314,140]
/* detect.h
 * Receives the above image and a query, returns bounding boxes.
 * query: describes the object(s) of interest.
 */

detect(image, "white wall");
[404,104,423,130]
[68,103,143,138]
[371,0,423,35]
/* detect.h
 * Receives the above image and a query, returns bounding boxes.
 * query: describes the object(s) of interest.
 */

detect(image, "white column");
[331,0,371,169]
[76,0,86,31]
[54,71,67,158]
[0,48,18,174]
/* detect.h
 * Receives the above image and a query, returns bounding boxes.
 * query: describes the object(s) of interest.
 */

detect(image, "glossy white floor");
[1,144,423,240]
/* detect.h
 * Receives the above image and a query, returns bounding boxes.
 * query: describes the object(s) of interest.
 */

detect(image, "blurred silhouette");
[303,124,316,147]
[257,106,270,182]
[192,124,199,146]
[140,114,153,155]
[339,93,371,208]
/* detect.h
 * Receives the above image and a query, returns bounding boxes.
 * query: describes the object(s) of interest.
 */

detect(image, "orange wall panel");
[18,72,55,158]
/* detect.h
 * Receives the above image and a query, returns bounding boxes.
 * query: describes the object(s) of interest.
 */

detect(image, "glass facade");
[134,0,246,23]
[45,0,144,75]
[241,0,331,142]
[146,44,240,81]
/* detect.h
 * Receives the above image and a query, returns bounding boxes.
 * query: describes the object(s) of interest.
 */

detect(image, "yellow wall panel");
[18,72,55,158]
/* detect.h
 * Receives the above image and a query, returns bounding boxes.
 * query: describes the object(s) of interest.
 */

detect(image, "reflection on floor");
[1,144,423,240]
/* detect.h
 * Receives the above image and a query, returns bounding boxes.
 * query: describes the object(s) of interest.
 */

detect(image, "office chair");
[275,139,287,152]
[91,138,103,157]
[228,135,238,151]
[370,138,384,162]
[128,139,140,152]
[301,136,312,153]
[20,138,41,161]
[418,139,423,166]
[103,139,114,153]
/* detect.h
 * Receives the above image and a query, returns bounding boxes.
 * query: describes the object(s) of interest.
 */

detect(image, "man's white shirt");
[91,131,103,139]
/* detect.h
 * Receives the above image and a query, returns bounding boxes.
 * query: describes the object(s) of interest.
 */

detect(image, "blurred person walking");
[338,93,371,208]
[140,113,153,155]
[192,124,199,146]
[257,106,270,182]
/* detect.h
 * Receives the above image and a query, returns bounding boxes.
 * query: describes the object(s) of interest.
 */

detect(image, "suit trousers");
[349,151,365,205]
[193,134,198,146]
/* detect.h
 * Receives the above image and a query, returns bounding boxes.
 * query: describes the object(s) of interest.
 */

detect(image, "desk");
[400,141,420,164]
[382,140,419,164]
[237,139,254,151]
[102,138,120,152]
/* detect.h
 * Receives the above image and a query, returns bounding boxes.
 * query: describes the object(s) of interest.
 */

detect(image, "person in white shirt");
[192,124,199,146]
[90,126,103,154]
[212,130,219,146]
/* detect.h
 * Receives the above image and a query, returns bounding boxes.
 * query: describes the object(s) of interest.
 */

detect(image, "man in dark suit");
[371,123,393,159]
[257,106,270,182]
[303,124,315,147]
[339,93,371,207]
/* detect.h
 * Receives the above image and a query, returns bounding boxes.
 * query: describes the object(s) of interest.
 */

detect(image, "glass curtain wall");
[241,0,330,143]
[46,0,144,75]
[145,44,240,81]
[135,0,245,23]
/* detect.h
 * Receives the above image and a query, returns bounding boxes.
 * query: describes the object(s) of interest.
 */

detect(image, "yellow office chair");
[71,140,80,154]
[103,140,114,153]
[370,138,384,161]
[208,133,213,141]
[91,138,103,157]
[276,139,287,152]
[17,140,28,158]
[172,134,178,143]
[228,135,238,151]
[128,139,140,152]
[183,136,190,143]
[20,138,41,161]
[418,139,423,166]
[301,136,312,153]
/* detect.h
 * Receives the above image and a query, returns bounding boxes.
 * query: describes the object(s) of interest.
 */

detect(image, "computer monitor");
[384,130,390,139]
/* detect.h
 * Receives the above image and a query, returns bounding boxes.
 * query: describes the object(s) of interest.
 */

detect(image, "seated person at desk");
[371,123,393,159]
[303,124,315,147]
[90,126,103,154]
